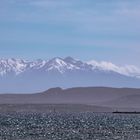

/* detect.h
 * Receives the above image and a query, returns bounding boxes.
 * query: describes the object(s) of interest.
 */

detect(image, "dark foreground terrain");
[0,112,140,140]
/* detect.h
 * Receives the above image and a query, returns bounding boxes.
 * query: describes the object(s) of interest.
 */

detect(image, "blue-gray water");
[0,113,140,140]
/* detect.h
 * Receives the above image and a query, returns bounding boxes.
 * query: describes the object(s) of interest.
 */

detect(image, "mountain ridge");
[0,57,140,93]
[0,57,140,77]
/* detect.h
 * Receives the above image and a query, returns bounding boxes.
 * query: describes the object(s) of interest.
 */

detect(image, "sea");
[0,112,140,140]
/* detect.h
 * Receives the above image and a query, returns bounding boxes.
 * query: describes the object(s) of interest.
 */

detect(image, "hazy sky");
[0,0,140,66]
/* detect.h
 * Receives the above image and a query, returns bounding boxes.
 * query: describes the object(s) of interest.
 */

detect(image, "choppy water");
[0,113,140,140]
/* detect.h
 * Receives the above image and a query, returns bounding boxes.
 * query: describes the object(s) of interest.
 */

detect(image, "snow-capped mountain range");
[0,57,140,77]
[0,57,140,93]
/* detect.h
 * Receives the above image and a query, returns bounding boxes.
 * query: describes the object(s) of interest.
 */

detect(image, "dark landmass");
[113,111,140,114]
[0,87,140,112]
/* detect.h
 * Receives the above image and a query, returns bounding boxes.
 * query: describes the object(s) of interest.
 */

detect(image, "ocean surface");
[0,112,140,140]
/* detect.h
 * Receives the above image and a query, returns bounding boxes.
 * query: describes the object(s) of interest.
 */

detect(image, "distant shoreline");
[113,111,140,114]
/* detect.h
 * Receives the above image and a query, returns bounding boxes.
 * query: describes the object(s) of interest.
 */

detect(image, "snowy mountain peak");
[0,58,27,75]
[50,57,66,66]
[46,57,78,73]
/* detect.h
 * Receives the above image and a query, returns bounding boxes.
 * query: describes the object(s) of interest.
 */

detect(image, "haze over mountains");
[0,57,140,93]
